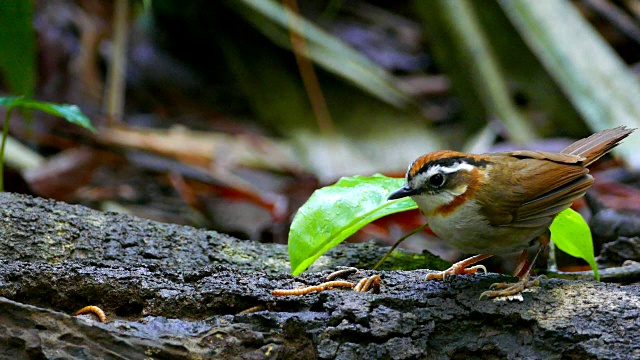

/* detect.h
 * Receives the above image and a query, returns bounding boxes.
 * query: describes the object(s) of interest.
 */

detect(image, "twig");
[373,223,429,270]
[283,0,334,135]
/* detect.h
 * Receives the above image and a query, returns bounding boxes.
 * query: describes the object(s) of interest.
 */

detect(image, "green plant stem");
[373,223,429,270]
[0,106,13,191]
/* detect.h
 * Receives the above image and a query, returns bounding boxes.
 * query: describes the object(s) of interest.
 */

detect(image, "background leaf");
[0,97,96,133]
[413,0,536,145]
[0,0,35,97]
[499,0,640,169]
[227,0,414,109]
[0,96,24,108]
[288,174,417,275]
[550,208,599,281]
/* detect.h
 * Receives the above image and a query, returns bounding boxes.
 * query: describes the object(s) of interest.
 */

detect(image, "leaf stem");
[373,223,429,270]
[0,106,13,192]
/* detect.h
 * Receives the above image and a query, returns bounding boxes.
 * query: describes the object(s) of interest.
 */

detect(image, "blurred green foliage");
[0,0,35,97]
[0,96,95,190]
[151,0,639,170]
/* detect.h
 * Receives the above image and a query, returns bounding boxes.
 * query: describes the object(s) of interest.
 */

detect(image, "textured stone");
[0,192,639,359]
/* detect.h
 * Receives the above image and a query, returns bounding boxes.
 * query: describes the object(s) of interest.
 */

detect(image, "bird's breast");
[425,199,544,254]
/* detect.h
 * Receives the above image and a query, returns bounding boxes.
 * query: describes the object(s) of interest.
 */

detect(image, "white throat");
[411,184,468,216]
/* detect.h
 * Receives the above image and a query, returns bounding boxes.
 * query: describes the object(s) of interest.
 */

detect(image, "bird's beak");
[387,186,418,200]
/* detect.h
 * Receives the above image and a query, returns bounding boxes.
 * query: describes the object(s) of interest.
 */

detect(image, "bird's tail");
[561,126,635,167]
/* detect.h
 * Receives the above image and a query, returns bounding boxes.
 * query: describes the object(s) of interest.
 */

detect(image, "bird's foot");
[425,264,487,281]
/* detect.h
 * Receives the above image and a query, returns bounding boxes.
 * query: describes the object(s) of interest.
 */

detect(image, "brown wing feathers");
[499,160,589,227]
[492,126,634,227]
[516,175,593,221]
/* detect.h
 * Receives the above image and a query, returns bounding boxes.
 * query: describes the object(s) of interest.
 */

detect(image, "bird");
[387,126,635,298]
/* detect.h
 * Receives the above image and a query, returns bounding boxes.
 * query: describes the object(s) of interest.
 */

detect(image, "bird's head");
[388,151,492,216]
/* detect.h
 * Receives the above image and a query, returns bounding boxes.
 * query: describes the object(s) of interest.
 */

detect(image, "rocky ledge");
[0,192,638,359]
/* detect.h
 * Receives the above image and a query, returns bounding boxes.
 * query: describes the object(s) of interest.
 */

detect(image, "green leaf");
[17,100,97,133]
[0,0,35,97]
[0,97,96,133]
[550,208,599,281]
[289,174,417,275]
[0,96,24,108]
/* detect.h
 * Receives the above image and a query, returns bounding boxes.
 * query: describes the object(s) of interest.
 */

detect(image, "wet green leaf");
[550,208,599,281]
[289,174,417,275]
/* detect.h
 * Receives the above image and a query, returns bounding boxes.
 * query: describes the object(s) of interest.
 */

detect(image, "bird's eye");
[429,173,445,187]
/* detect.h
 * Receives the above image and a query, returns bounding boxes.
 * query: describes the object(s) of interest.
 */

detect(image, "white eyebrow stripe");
[425,162,474,178]
[408,161,475,189]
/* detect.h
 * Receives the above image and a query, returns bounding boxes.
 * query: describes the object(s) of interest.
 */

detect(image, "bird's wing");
[475,152,590,227]
[476,127,633,227]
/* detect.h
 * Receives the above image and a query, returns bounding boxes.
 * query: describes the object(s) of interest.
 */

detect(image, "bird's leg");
[479,239,548,299]
[425,254,493,281]
[512,248,530,277]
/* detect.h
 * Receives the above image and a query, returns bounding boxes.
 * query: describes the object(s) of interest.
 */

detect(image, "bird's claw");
[425,264,487,282]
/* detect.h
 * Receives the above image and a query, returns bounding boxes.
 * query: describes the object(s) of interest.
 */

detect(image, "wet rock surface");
[1,192,639,359]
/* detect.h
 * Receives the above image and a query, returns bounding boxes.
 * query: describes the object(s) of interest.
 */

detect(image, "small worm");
[361,275,378,292]
[353,277,369,292]
[371,275,381,294]
[354,275,382,293]
[237,304,266,315]
[75,305,107,323]
[324,267,359,281]
[272,280,355,296]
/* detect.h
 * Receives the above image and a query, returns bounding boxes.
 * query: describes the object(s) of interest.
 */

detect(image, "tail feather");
[561,126,635,167]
